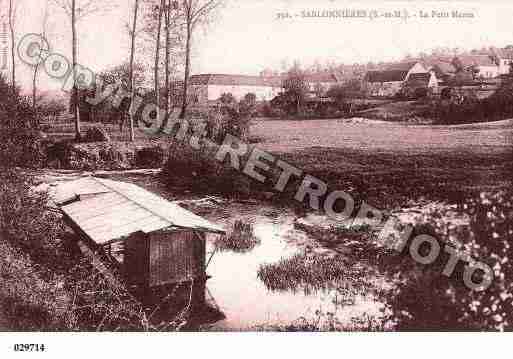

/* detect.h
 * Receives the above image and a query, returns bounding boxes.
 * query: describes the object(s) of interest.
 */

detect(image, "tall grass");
[214,220,260,253]
[257,253,357,293]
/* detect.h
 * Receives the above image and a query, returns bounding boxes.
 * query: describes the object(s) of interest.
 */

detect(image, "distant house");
[363,61,427,97]
[187,72,341,105]
[491,48,513,75]
[453,55,499,79]
[304,72,340,94]
[425,60,457,84]
[188,74,283,105]
[403,72,438,97]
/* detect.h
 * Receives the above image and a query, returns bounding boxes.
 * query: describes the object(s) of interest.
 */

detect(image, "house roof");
[54,177,225,245]
[190,72,339,87]
[364,70,409,83]
[456,55,497,67]
[190,74,283,87]
[405,72,434,87]
[384,61,421,71]
[492,48,513,60]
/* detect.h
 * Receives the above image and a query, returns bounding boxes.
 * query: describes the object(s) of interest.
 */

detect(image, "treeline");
[426,77,513,124]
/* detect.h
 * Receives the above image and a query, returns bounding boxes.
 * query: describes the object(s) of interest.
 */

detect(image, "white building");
[187,72,340,105]
[492,48,513,75]
[188,74,283,104]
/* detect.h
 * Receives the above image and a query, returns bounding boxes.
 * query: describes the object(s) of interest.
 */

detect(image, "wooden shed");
[53,177,225,290]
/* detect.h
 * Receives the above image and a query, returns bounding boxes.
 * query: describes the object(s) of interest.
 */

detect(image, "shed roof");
[54,177,225,245]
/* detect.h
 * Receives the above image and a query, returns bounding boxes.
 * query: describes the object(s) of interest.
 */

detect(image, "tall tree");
[33,4,50,112]
[154,0,165,128]
[52,0,112,140]
[71,0,81,139]
[158,0,180,132]
[178,0,220,119]
[127,0,140,142]
[8,0,15,91]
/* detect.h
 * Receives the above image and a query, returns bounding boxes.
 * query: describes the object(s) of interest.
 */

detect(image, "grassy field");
[43,116,512,208]
[251,118,512,208]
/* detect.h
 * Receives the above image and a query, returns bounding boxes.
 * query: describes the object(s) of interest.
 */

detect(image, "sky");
[3,0,513,92]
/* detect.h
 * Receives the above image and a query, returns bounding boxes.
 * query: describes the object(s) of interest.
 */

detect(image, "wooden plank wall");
[149,231,206,287]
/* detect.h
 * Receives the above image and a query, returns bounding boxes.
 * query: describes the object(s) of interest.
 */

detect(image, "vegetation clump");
[214,220,260,253]
[257,253,355,292]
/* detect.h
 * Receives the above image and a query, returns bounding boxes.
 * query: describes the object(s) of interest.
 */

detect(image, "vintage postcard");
[0,0,512,356]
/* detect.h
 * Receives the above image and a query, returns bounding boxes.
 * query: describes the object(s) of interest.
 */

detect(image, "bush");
[136,146,165,168]
[0,74,46,168]
[164,140,251,196]
[387,189,513,330]
[430,78,513,124]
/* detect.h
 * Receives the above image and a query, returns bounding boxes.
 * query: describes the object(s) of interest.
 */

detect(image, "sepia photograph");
[0,0,512,356]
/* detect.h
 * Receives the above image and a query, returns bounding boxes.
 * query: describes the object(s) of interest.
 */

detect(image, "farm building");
[402,72,439,97]
[453,55,500,79]
[425,60,457,84]
[363,61,427,97]
[491,47,513,75]
[187,72,341,105]
[53,177,225,297]
[188,74,283,105]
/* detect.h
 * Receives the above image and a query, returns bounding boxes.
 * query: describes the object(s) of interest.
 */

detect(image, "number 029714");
[13,344,46,352]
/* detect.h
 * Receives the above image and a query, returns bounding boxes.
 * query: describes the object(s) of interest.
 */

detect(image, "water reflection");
[198,204,388,330]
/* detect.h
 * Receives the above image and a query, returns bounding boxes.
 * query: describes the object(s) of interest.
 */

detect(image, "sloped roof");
[190,74,283,87]
[190,72,339,87]
[364,70,409,83]
[492,48,513,60]
[54,177,225,245]
[405,73,433,87]
[384,61,421,71]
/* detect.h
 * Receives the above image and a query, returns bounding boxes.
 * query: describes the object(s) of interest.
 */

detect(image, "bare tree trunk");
[159,0,171,132]
[32,64,39,110]
[179,21,191,119]
[154,0,165,127]
[71,0,81,140]
[33,6,49,117]
[128,0,140,142]
[8,0,15,91]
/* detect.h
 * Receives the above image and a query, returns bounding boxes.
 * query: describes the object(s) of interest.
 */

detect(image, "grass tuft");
[214,220,261,253]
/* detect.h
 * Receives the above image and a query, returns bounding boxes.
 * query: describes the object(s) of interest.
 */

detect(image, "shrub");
[164,140,251,196]
[0,74,45,168]
[387,189,513,330]
[136,146,165,168]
